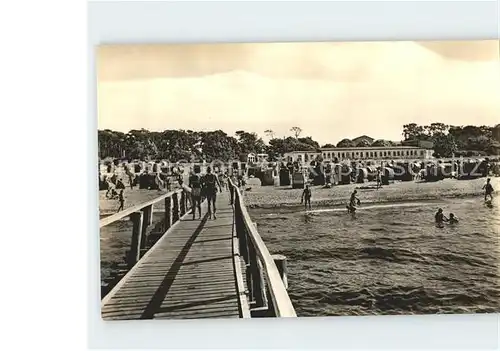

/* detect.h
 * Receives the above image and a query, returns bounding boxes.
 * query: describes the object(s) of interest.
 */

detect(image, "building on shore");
[247,153,269,164]
[284,145,433,163]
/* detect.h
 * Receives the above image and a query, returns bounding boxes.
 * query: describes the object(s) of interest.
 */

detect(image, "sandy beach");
[243,177,500,209]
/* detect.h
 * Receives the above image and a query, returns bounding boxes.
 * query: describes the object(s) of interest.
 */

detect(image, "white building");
[320,146,433,161]
[247,153,269,164]
[283,151,321,163]
[284,146,433,163]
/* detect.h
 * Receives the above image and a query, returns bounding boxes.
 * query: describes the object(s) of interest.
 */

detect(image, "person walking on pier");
[189,171,203,220]
[117,190,125,212]
[202,167,222,219]
[229,173,237,205]
[218,172,227,191]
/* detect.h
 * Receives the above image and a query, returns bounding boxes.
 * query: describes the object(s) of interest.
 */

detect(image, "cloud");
[97,41,500,144]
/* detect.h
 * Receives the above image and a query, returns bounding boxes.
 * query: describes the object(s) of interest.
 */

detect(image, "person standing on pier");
[202,167,222,219]
[117,190,125,212]
[218,172,226,191]
[189,171,203,220]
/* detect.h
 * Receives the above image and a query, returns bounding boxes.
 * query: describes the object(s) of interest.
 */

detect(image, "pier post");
[142,204,153,226]
[128,211,144,268]
[164,196,171,230]
[180,191,186,215]
[272,254,288,289]
[172,192,179,222]
[249,222,265,308]
[140,205,153,251]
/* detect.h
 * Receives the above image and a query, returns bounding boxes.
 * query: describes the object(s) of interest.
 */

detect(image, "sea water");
[250,197,500,316]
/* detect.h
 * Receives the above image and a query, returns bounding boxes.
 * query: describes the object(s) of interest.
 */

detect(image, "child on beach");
[105,178,115,199]
[117,190,125,212]
[482,178,494,201]
[301,185,312,210]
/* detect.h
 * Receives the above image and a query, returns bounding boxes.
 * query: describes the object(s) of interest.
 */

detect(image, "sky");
[97,40,500,145]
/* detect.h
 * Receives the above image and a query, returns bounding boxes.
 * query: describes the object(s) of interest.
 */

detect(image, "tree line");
[401,123,500,157]
[98,124,500,162]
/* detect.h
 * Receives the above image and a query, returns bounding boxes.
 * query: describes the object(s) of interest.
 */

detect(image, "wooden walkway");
[101,192,247,320]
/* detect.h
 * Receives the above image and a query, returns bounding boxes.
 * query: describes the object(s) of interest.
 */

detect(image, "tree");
[290,126,302,138]
[336,138,355,148]
[297,137,320,150]
[200,130,239,162]
[264,129,275,139]
[492,124,500,142]
[235,130,266,161]
[372,139,395,147]
[266,136,318,159]
[322,143,336,148]
[425,122,449,137]
[355,139,372,147]
[402,123,426,141]
[432,133,457,158]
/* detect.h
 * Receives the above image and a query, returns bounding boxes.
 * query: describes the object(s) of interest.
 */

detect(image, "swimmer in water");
[435,208,448,225]
[448,213,458,224]
[301,184,312,210]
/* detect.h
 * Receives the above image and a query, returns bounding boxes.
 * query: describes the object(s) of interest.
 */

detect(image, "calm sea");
[250,197,500,316]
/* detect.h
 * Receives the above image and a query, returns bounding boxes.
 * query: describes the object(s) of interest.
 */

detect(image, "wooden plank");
[101,192,244,320]
[101,201,198,307]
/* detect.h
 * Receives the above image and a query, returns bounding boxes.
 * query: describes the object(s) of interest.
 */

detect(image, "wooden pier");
[100,179,296,319]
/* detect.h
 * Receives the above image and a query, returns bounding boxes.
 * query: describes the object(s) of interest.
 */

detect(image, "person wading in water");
[448,213,459,224]
[202,167,222,219]
[482,178,494,202]
[189,170,203,220]
[301,184,312,210]
[435,208,448,226]
[347,189,360,213]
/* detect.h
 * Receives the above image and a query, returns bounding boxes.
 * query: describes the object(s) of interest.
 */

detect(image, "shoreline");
[243,177,498,210]
[246,191,486,210]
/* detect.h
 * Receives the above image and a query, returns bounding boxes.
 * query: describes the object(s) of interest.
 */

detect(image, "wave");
[291,285,500,315]
[282,245,429,265]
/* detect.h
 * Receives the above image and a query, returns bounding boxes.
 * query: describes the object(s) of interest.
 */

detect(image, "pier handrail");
[228,177,296,317]
[100,185,192,271]
[100,188,188,228]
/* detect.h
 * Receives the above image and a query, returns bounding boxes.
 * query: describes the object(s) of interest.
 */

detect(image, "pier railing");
[228,178,297,317]
[100,187,191,268]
